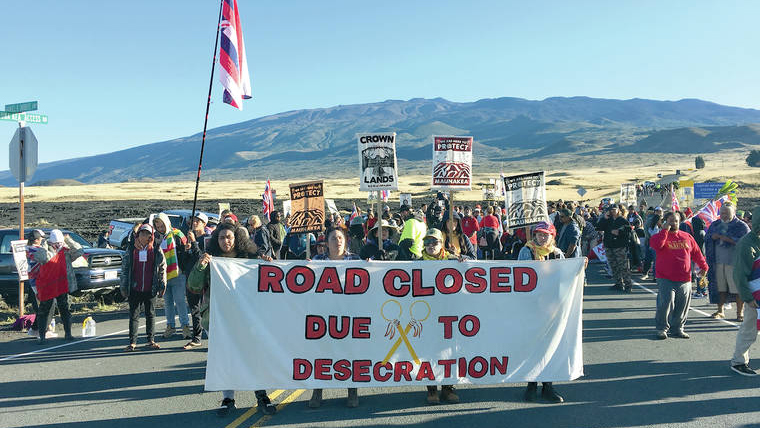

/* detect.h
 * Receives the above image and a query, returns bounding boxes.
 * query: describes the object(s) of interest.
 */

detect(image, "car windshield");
[65,231,92,248]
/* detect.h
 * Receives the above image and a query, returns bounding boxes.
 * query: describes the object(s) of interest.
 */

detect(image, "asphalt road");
[2,263,759,428]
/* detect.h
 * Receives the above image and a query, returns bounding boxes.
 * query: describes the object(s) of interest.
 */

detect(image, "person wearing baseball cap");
[597,204,634,292]
[517,220,565,403]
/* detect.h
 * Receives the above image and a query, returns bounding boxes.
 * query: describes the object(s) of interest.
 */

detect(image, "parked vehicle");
[0,228,125,304]
[108,210,219,249]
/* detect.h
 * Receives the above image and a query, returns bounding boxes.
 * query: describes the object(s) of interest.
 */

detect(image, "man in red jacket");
[650,211,708,339]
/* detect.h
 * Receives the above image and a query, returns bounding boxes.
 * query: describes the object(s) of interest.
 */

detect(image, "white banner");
[503,171,548,229]
[432,136,473,191]
[205,259,585,391]
[359,133,399,192]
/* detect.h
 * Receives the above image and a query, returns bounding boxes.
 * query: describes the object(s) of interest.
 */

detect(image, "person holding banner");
[517,221,566,403]
[33,229,84,344]
[420,228,461,404]
[443,212,477,260]
[309,227,361,408]
[650,212,708,340]
[186,222,277,416]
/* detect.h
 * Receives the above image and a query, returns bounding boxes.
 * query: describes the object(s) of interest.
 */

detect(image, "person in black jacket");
[596,205,633,292]
[182,212,210,349]
[120,224,166,351]
[247,215,273,259]
[360,220,400,260]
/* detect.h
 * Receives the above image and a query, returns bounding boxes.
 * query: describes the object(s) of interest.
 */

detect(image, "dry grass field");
[0,150,758,205]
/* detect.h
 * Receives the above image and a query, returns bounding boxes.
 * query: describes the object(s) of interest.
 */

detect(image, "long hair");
[206,223,256,258]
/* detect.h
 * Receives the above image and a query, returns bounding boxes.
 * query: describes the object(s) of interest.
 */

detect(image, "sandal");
[124,344,137,352]
[737,316,744,323]
[145,342,161,350]
[710,311,725,319]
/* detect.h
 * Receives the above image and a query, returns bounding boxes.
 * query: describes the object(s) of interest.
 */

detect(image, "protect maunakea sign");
[432,136,473,191]
[503,171,548,229]
[205,259,585,390]
[288,180,325,234]
[359,133,398,191]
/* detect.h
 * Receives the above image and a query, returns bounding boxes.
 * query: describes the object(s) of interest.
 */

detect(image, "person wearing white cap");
[32,229,84,344]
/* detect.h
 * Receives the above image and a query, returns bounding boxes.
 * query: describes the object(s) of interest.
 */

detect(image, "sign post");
[4,101,44,316]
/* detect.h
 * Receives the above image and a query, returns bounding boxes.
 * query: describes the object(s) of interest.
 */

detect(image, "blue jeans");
[164,275,190,328]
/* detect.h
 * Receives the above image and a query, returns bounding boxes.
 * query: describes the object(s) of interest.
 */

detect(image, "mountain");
[2,96,760,186]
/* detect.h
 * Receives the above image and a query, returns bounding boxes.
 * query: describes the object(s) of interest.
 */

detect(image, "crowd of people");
[20,189,760,416]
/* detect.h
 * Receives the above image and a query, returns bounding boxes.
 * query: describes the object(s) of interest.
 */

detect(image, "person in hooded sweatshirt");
[121,223,167,351]
[152,212,191,340]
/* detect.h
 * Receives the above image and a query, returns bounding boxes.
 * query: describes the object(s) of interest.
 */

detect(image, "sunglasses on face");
[423,238,440,246]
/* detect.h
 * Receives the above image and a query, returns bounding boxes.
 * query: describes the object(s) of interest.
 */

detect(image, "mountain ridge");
[2,96,760,186]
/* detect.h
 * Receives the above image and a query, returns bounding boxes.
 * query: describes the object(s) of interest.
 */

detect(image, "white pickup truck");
[108,210,219,249]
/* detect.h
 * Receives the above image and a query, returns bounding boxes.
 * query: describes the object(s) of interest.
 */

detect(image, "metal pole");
[190,0,224,219]
[18,124,25,317]
[377,191,383,247]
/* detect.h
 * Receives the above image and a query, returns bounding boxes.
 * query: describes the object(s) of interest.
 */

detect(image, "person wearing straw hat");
[360,219,400,260]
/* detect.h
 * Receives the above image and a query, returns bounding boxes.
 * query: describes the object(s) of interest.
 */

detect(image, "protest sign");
[325,199,339,216]
[11,240,28,281]
[619,183,636,206]
[503,172,548,228]
[399,193,412,207]
[694,182,725,199]
[288,181,325,234]
[218,202,230,218]
[282,200,291,218]
[205,258,585,390]
[359,133,399,192]
[431,136,473,191]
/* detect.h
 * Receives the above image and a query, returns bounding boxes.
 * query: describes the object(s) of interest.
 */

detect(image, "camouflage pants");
[606,246,631,287]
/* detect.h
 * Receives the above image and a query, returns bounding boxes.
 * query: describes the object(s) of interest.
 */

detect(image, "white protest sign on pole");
[359,133,398,192]
[205,258,585,390]
[431,136,473,191]
[620,183,636,206]
[399,193,412,207]
[11,240,29,281]
[503,172,548,229]
[282,200,292,218]
[325,199,339,216]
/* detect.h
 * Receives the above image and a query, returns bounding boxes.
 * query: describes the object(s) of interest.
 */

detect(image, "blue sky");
[1,1,758,170]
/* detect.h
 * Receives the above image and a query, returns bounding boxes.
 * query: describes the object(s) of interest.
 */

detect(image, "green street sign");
[5,101,38,113]
[0,111,48,124]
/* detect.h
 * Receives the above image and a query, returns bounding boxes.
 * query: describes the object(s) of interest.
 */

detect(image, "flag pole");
[191,0,224,219]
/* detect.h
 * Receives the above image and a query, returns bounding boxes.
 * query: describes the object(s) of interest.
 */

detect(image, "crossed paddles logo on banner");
[380,299,430,364]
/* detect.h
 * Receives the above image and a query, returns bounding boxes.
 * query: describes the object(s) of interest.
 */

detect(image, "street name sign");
[5,101,38,113]
[0,111,48,124]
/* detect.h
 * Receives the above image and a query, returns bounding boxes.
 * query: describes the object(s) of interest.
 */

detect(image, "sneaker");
[163,326,176,338]
[701,291,708,297]
[731,364,758,377]
[655,330,667,340]
[640,274,649,280]
[27,328,39,337]
[440,385,459,404]
[710,311,725,319]
[217,398,235,417]
[524,382,537,402]
[693,291,704,298]
[182,325,192,339]
[426,386,440,404]
[257,395,277,415]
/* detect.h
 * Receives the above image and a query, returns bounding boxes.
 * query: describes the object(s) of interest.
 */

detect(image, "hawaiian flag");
[262,179,274,221]
[218,0,251,109]
[688,195,729,230]
[349,202,359,222]
[670,187,680,213]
